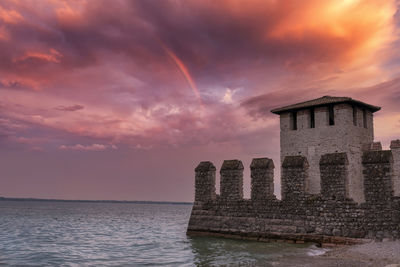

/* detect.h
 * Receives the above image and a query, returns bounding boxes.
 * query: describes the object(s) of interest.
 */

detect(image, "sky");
[1,0,400,202]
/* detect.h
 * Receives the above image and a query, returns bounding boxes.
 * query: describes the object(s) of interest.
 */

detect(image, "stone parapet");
[391,140,400,149]
[320,152,348,165]
[320,153,349,200]
[362,151,393,203]
[220,160,244,201]
[371,142,382,151]
[391,140,400,196]
[362,150,393,164]
[282,156,309,200]
[282,155,309,168]
[194,161,216,203]
[250,158,275,201]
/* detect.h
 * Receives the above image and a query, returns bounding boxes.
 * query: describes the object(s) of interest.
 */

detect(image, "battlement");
[250,158,275,201]
[320,152,349,200]
[188,141,400,243]
[194,161,216,203]
[194,147,398,204]
[220,160,244,201]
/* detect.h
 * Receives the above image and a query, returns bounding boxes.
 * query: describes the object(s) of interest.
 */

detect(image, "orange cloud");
[54,0,87,26]
[0,26,9,41]
[0,5,23,24]
[267,0,396,65]
[14,49,62,63]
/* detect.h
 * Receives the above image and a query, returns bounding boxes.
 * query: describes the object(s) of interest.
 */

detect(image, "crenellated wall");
[188,145,400,244]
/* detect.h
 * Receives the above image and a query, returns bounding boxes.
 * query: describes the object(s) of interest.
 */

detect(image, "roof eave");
[271,100,381,115]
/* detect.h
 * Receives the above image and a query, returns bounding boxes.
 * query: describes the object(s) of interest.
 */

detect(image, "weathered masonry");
[187,96,400,244]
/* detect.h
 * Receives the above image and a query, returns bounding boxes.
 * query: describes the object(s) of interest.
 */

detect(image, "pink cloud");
[13,49,62,64]
[0,118,28,131]
[16,136,40,144]
[29,146,44,152]
[59,144,117,152]
[55,104,84,112]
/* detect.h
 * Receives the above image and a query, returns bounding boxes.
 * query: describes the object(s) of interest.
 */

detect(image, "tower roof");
[271,96,381,115]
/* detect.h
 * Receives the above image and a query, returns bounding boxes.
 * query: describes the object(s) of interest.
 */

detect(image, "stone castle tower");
[271,96,381,203]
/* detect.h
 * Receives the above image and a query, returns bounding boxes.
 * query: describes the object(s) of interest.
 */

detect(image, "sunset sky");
[1,0,400,201]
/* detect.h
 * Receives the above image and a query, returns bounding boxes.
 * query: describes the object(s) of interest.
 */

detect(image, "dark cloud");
[55,105,84,112]
[0,0,395,94]
[240,88,320,119]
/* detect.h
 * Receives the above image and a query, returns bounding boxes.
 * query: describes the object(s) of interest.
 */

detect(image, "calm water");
[0,201,325,266]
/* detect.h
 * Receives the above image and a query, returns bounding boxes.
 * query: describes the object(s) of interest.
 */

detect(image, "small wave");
[307,245,329,256]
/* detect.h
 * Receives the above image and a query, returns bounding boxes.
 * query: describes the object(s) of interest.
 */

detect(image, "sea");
[0,200,328,266]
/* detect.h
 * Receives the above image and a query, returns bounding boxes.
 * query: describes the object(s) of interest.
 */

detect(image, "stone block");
[221,160,244,170]
[390,140,400,149]
[371,142,382,151]
[320,152,348,165]
[282,156,309,168]
[362,150,393,164]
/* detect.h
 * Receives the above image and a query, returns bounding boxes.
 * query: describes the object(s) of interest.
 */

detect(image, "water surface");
[0,200,324,266]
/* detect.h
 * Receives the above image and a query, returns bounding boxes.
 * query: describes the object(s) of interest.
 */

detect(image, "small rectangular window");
[328,106,335,126]
[363,109,367,128]
[290,111,297,130]
[310,108,315,128]
[353,106,357,126]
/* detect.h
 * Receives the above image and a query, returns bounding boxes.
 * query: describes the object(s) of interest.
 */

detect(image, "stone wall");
[188,150,400,244]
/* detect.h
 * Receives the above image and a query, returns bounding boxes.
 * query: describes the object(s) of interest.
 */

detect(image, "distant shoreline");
[0,197,192,205]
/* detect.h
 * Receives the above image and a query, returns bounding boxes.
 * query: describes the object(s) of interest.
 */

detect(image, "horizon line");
[0,196,193,205]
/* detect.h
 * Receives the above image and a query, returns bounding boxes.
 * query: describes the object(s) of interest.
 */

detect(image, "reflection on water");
[0,201,323,266]
[189,236,315,266]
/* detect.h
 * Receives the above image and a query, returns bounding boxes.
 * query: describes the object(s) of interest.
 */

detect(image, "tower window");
[290,111,297,130]
[328,106,335,126]
[363,109,367,128]
[310,108,315,128]
[353,106,357,126]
